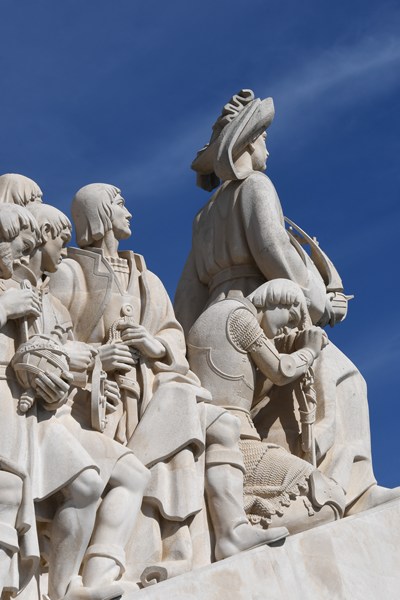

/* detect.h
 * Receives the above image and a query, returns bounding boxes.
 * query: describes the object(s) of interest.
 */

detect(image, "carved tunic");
[175,171,327,334]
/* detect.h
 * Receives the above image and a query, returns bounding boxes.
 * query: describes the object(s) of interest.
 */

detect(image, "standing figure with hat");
[175,89,400,516]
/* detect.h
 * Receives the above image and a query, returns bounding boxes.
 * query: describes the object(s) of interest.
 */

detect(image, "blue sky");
[1,0,399,486]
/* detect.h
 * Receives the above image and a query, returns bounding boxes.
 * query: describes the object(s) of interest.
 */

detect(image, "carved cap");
[191,90,274,191]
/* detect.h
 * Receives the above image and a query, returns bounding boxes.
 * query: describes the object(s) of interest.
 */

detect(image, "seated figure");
[50,183,288,587]
[13,202,151,600]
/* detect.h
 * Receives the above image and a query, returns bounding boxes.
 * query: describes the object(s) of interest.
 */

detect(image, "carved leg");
[82,454,150,589]
[206,463,288,560]
[205,412,288,561]
[47,469,103,600]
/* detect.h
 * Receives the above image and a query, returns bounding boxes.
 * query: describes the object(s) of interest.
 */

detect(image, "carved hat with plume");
[191,90,274,191]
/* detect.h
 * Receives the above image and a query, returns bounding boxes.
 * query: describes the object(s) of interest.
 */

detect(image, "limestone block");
[133,499,400,600]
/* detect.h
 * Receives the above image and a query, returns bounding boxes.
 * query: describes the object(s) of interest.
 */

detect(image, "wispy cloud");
[114,24,400,200]
[269,31,400,142]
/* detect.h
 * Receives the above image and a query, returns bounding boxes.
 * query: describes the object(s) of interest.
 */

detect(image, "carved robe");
[175,172,328,335]
[50,247,221,580]
[50,247,208,520]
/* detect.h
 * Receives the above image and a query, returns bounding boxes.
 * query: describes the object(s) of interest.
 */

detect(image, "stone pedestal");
[134,499,400,599]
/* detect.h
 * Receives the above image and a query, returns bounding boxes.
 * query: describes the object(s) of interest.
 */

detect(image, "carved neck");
[231,149,254,178]
[26,248,44,283]
[89,230,120,259]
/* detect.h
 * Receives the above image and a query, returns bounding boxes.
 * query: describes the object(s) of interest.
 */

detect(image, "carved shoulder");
[227,306,263,353]
[49,258,85,312]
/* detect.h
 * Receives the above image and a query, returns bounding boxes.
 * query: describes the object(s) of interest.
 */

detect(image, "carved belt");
[208,264,262,293]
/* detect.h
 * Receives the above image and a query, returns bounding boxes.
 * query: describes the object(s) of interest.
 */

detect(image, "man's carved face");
[250,131,269,172]
[0,229,37,278]
[111,194,132,240]
[41,229,70,273]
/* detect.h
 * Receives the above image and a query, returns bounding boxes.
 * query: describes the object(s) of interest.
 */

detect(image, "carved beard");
[0,243,14,279]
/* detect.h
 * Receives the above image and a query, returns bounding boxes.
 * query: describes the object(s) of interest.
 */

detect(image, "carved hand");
[35,370,72,406]
[0,287,41,320]
[65,341,96,373]
[98,343,137,373]
[119,325,166,359]
[104,379,121,413]
[294,326,327,357]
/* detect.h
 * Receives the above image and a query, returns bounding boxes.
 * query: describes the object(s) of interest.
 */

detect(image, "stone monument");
[0,89,398,600]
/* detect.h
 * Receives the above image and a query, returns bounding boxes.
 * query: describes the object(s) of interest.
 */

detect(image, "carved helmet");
[191,90,274,191]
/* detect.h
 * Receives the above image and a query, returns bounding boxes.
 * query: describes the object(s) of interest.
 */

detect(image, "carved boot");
[66,545,138,600]
[60,576,125,600]
[206,463,288,561]
[267,470,346,534]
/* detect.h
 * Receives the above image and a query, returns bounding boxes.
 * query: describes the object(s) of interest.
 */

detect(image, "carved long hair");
[0,173,43,205]
[71,183,120,248]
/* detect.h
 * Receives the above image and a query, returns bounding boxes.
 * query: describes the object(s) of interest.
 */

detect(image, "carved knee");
[67,468,103,508]
[206,413,244,471]
[206,411,241,449]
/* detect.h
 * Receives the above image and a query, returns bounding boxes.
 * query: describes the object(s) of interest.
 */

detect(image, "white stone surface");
[1,93,399,599]
[134,499,400,600]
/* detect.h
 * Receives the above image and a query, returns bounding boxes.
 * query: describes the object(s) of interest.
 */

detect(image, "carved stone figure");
[1,81,398,598]
[49,183,288,587]
[0,205,41,598]
[0,174,43,206]
[16,203,150,600]
[187,279,346,533]
[176,88,400,514]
